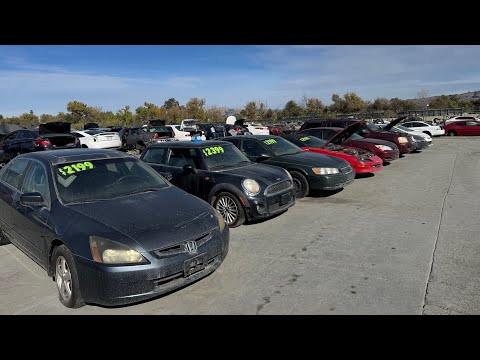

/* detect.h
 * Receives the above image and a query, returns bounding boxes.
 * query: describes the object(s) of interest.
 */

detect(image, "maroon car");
[267,125,283,136]
[300,117,416,154]
[298,123,399,163]
[443,120,480,136]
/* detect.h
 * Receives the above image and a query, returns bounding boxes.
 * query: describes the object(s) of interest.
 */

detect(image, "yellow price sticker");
[263,139,277,145]
[202,146,225,156]
[58,161,94,176]
[299,137,310,142]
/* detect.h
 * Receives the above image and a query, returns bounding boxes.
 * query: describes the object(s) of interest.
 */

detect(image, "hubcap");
[216,196,238,225]
[56,256,72,302]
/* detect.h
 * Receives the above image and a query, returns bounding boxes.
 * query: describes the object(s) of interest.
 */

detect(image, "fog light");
[256,204,266,213]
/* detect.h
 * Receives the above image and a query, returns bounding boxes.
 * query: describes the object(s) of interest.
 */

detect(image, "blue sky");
[1,45,480,117]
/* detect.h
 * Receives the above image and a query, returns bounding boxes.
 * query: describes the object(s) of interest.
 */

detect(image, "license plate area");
[183,253,208,277]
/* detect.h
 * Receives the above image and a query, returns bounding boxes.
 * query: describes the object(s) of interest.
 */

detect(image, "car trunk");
[39,122,77,148]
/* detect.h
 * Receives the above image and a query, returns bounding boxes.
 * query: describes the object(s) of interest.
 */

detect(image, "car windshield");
[288,135,327,148]
[201,143,251,170]
[367,123,382,131]
[261,137,303,155]
[350,133,364,140]
[54,157,169,205]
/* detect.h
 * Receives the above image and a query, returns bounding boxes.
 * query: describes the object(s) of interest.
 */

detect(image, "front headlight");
[375,145,393,151]
[242,178,260,196]
[398,137,408,143]
[89,236,149,265]
[215,210,226,232]
[312,167,339,175]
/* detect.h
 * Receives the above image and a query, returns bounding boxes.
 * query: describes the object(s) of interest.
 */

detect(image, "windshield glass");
[367,123,382,131]
[350,133,364,140]
[201,143,251,169]
[261,137,302,155]
[54,157,169,205]
[288,135,327,148]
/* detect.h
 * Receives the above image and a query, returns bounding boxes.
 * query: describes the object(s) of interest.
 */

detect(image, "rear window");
[142,148,167,164]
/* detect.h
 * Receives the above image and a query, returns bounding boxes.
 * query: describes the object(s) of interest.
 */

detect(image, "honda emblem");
[185,241,198,253]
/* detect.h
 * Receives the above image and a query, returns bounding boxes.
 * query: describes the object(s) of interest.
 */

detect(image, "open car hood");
[0,123,25,135]
[39,121,71,134]
[382,116,408,131]
[325,121,366,146]
[234,119,245,126]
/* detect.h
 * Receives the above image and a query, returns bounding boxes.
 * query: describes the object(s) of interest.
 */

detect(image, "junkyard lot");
[1,137,479,314]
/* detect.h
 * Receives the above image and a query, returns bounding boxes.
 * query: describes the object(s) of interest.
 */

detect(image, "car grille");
[151,232,212,258]
[339,165,353,174]
[265,180,293,195]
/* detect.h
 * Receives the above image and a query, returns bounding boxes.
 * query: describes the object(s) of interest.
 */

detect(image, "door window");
[4,132,18,141]
[242,139,267,157]
[142,148,167,164]
[21,161,50,203]
[466,121,479,126]
[2,158,30,190]
[166,148,201,168]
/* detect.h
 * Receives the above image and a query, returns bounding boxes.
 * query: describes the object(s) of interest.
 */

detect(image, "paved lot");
[1,137,479,314]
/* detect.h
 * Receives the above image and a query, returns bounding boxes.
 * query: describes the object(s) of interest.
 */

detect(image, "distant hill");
[408,90,480,107]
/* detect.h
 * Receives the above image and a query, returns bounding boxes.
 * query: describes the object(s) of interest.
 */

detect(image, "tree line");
[1,92,479,130]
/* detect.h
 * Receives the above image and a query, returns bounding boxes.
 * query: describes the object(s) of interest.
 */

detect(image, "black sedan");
[140,141,295,227]
[0,149,229,308]
[223,135,355,198]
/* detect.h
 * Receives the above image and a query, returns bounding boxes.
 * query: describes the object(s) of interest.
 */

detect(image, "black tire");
[212,192,245,228]
[290,171,309,198]
[52,245,85,308]
[81,145,88,148]
[446,130,456,136]
[423,131,432,137]
[0,228,10,245]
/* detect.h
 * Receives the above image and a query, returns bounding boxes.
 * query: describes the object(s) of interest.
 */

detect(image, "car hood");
[67,187,218,252]
[277,151,347,167]
[326,122,365,146]
[219,163,290,184]
[39,122,71,134]
[346,137,397,147]
[382,116,408,131]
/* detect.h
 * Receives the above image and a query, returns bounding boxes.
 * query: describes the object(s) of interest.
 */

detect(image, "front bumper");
[398,142,416,154]
[354,162,383,174]
[244,188,296,221]
[432,129,445,136]
[74,228,229,307]
[307,168,355,191]
[413,140,430,150]
[376,149,399,162]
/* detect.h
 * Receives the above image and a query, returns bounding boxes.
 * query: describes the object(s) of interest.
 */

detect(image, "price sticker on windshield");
[263,139,277,145]
[299,137,310,142]
[202,146,225,156]
[58,161,94,176]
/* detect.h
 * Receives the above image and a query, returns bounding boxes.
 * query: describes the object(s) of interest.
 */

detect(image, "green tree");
[242,101,258,119]
[164,98,180,109]
[330,93,346,113]
[302,96,325,117]
[282,100,304,118]
[343,92,365,113]
[135,102,167,121]
[371,97,390,111]
[185,98,207,120]
[67,101,92,118]
[116,105,134,125]
[205,107,224,122]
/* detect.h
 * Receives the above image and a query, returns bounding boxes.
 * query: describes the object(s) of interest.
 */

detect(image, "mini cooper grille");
[265,180,293,195]
[151,232,212,257]
[340,166,353,174]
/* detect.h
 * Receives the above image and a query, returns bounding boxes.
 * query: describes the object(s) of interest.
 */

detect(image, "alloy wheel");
[216,196,238,225]
[56,256,72,303]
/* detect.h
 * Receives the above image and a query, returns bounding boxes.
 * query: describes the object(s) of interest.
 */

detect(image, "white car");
[375,124,432,143]
[166,125,206,141]
[72,130,122,149]
[401,121,445,136]
[244,122,270,135]
[444,116,480,125]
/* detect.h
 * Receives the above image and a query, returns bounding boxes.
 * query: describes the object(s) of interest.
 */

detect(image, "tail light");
[152,133,158,139]
[255,127,264,130]
[34,137,51,147]
[234,127,241,132]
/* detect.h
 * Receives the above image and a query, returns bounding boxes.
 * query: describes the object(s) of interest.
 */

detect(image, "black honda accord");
[140,140,295,228]
[0,149,229,308]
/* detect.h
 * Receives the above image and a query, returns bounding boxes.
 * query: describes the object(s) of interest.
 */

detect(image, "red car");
[298,122,400,164]
[267,125,283,136]
[443,120,480,136]
[283,133,383,174]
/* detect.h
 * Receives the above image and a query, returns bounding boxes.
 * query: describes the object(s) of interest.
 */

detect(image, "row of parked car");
[0,115,468,309]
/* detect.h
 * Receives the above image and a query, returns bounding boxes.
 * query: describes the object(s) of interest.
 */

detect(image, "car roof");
[16,149,132,165]
[302,127,343,131]
[148,140,233,148]
[225,135,279,140]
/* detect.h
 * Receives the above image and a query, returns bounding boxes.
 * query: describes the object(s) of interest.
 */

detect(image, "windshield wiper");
[127,188,161,195]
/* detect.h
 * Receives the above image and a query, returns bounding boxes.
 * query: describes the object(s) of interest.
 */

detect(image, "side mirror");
[20,192,44,206]
[183,164,197,174]
[256,154,271,162]
[361,129,369,134]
